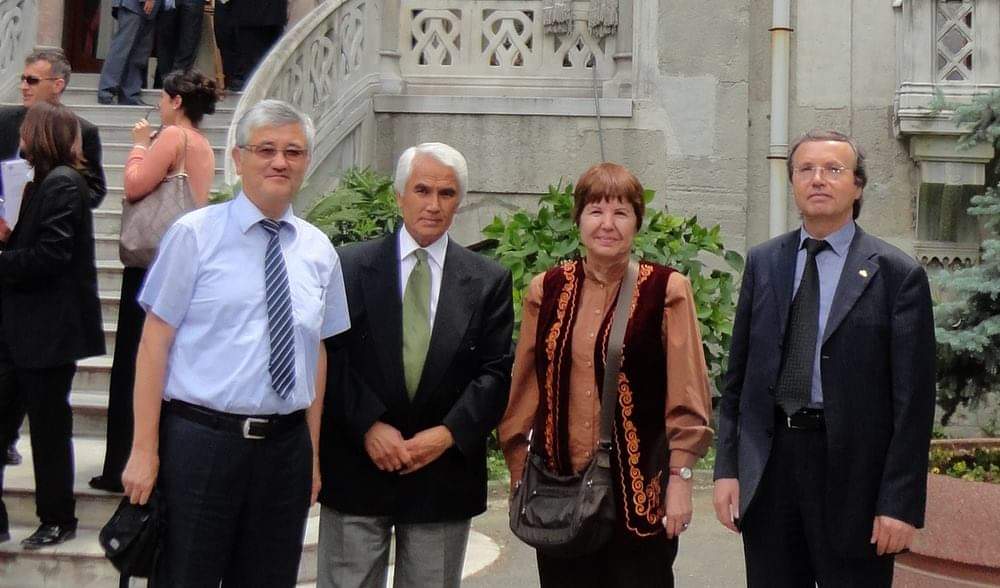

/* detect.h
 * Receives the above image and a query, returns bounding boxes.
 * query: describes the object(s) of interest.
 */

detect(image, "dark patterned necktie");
[260,219,296,399]
[775,238,828,416]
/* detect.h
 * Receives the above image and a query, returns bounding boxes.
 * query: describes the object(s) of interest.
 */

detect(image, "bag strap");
[175,127,188,176]
[598,259,639,449]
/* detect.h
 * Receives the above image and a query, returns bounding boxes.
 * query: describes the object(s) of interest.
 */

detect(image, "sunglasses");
[20,75,61,86]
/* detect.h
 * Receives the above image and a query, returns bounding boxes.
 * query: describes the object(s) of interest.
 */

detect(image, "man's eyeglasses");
[20,75,61,86]
[240,144,308,162]
[792,165,851,179]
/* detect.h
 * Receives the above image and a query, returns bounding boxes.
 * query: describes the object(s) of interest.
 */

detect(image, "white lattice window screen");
[936,0,974,81]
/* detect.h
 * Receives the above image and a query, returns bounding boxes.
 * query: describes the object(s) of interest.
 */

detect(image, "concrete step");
[72,355,113,393]
[16,391,108,444]
[95,232,121,262]
[95,189,123,212]
[1,435,319,584]
[103,164,226,191]
[88,122,231,147]
[94,209,121,235]
[98,260,123,294]
[61,87,243,111]
[99,141,227,167]
[100,290,120,323]
[69,103,236,130]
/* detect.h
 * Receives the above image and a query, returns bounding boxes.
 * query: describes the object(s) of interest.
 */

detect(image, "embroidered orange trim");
[542,261,578,471]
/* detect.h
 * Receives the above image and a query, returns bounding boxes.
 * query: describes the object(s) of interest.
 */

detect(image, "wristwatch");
[669,467,693,480]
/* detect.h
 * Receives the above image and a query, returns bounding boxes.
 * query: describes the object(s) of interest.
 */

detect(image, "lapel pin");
[859,269,869,278]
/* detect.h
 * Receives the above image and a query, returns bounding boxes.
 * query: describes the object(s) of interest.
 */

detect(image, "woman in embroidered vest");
[499,163,714,587]
[89,68,218,493]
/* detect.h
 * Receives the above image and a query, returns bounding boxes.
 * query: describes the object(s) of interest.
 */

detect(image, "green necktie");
[402,248,431,398]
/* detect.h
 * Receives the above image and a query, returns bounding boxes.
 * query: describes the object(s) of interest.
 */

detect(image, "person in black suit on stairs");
[0,102,105,549]
[713,129,937,587]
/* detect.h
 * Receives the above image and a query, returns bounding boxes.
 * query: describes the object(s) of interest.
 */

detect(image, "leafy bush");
[929,446,1000,484]
[479,182,743,389]
[303,168,401,246]
[933,90,1000,426]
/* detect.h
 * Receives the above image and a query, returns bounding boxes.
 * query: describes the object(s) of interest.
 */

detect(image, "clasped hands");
[364,421,453,475]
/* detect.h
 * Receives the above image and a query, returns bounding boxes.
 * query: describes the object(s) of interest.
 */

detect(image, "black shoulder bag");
[99,489,165,587]
[509,259,639,558]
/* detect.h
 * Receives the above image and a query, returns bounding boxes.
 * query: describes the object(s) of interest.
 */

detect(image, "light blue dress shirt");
[792,221,855,406]
[138,192,351,414]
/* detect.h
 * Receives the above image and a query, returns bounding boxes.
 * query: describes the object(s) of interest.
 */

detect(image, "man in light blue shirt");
[121,99,350,586]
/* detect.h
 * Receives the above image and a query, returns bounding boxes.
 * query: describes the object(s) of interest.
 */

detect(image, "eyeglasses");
[240,144,308,162]
[792,165,852,179]
[20,75,61,86]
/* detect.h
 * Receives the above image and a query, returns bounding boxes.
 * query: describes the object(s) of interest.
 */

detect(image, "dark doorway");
[63,0,105,72]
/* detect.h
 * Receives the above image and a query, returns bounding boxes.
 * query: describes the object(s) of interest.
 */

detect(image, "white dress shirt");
[397,227,448,327]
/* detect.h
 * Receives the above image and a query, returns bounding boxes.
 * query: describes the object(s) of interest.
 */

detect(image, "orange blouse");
[124,125,215,206]
[499,260,714,485]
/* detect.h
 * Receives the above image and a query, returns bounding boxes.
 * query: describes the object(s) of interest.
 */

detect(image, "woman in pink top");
[90,69,219,493]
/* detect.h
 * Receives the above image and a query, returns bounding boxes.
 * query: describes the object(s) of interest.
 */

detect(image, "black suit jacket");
[714,225,936,557]
[0,105,107,208]
[0,166,105,368]
[319,232,514,523]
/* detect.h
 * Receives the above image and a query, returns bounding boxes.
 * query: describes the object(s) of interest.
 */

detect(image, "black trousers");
[213,2,281,91]
[154,0,205,87]
[0,340,77,530]
[155,407,312,587]
[97,266,147,485]
[741,420,895,587]
[536,525,678,588]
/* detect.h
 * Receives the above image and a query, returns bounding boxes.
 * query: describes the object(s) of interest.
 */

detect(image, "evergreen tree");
[935,91,1000,426]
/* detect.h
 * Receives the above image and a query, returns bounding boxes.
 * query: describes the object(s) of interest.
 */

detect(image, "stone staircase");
[0,74,321,586]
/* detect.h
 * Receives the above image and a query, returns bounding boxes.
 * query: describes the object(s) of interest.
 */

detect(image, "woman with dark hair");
[0,102,104,548]
[90,68,219,492]
[499,163,713,587]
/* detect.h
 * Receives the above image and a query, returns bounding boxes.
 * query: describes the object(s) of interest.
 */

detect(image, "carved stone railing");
[0,0,37,101]
[398,0,618,97]
[225,0,381,188]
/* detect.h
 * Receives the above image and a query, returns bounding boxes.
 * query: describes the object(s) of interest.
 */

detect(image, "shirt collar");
[232,191,297,235]
[799,221,855,257]
[399,226,448,267]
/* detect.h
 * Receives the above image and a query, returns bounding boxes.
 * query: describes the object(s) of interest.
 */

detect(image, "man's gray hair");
[26,47,72,86]
[393,142,468,199]
[234,99,315,154]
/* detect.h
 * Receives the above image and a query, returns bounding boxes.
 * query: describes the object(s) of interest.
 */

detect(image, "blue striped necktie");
[260,219,296,399]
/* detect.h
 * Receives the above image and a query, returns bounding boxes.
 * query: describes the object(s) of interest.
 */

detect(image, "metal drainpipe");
[768,0,793,237]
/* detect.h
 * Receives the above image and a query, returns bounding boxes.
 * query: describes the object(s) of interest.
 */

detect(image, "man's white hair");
[235,99,315,153]
[393,142,468,199]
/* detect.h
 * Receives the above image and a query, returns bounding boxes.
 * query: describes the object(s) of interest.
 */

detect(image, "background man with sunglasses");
[0,48,106,469]
[713,129,936,587]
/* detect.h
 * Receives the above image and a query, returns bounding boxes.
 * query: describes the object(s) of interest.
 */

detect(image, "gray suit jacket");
[714,225,936,557]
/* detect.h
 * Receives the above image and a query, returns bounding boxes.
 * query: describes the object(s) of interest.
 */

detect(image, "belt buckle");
[786,414,801,430]
[242,417,269,439]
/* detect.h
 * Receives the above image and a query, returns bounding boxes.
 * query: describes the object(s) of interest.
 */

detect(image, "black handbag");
[509,259,639,558]
[99,489,165,585]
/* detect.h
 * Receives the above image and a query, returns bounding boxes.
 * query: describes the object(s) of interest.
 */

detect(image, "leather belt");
[165,399,305,440]
[778,407,826,431]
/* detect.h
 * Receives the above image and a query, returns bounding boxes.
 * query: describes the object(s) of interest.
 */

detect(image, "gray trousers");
[98,6,155,101]
[318,506,470,588]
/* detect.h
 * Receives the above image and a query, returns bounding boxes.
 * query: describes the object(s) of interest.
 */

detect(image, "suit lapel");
[768,230,800,339]
[822,227,879,345]
[413,241,475,404]
[360,234,407,403]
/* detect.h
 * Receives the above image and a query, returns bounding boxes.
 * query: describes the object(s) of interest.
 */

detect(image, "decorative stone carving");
[0,0,37,102]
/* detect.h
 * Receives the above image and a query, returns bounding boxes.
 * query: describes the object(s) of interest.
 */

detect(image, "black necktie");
[775,238,828,416]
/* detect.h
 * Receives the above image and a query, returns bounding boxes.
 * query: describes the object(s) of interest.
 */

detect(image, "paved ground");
[463,472,746,587]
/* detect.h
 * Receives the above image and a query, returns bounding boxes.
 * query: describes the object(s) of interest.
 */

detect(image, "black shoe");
[4,445,20,466]
[120,97,151,107]
[89,475,124,493]
[97,92,115,105]
[20,523,76,550]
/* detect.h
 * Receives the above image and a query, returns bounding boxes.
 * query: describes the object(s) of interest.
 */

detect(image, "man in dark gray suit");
[318,142,514,587]
[98,0,160,105]
[713,130,936,587]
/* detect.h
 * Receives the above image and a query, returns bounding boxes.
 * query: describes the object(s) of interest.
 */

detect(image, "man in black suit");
[214,0,287,91]
[0,48,107,208]
[318,142,514,587]
[713,129,936,586]
[0,48,106,468]
[0,104,105,548]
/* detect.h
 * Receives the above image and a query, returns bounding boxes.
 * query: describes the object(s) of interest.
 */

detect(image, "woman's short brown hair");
[19,102,82,180]
[572,162,646,230]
